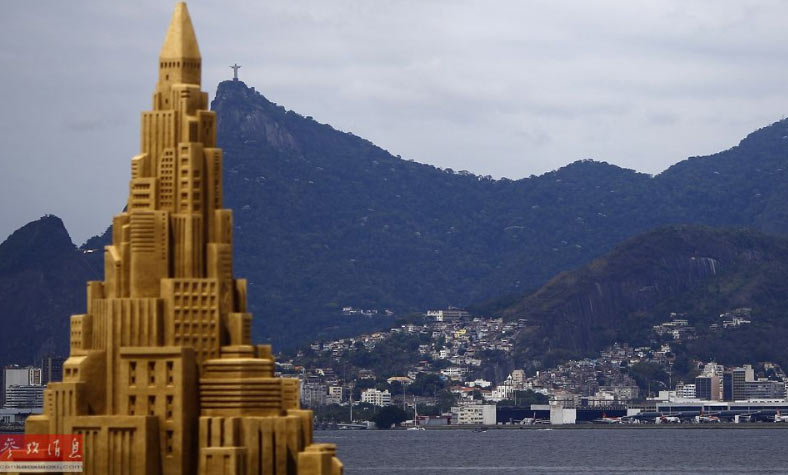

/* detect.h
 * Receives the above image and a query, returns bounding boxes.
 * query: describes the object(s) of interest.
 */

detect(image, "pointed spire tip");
[160,2,200,60]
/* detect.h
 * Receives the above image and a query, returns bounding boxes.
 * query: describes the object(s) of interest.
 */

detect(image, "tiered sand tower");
[21,3,342,474]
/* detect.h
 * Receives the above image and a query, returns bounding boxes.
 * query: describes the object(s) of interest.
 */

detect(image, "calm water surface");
[315,428,788,474]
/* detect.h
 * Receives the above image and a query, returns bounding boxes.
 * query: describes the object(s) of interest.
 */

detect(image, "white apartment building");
[453,404,496,425]
[678,383,696,399]
[360,389,391,407]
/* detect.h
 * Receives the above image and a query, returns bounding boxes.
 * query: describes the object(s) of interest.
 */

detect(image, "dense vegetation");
[0,216,101,364]
[210,80,788,349]
[372,406,409,429]
[502,225,788,370]
[5,79,788,364]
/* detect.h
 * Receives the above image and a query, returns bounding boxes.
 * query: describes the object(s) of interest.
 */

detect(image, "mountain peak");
[216,79,256,99]
[0,215,76,274]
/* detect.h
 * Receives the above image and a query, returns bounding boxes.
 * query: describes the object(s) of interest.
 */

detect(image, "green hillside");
[502,225,788,369]
[4,79,788,362]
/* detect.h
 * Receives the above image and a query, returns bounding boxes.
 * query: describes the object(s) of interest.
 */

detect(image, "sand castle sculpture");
[19,3,342,474]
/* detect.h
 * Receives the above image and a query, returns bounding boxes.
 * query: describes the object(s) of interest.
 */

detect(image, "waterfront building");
[2,365,41,406]
[14,3,341,474]
[742,380,786,400]
[0,407,43,426]
[725,365,756,401]
[3,385,44,408]
[453,404,496,425]
[656,400,788,414]
[301,383,328,408]
[548,403,577,425]
[416,415,451,426]
[695,375,721,401]
[360,389,391,407]
[3,365,41,388]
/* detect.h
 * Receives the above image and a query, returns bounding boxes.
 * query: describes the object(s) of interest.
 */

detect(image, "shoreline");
[414,423,788,430]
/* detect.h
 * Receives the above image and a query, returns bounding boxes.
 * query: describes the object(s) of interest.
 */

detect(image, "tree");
[352,378,377,401]
[497,390,548,407]
[373,406,408,429]
[409,373,445,396]
[436,390,457,412]
[629,361,669,397]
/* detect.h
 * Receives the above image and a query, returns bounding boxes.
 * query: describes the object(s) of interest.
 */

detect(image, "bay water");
[316,428,788,474]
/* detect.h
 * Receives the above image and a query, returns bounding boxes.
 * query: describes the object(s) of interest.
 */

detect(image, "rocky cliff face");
[213,81,301,153]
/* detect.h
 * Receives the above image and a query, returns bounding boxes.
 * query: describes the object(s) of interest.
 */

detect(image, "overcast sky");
[3,1,788,244]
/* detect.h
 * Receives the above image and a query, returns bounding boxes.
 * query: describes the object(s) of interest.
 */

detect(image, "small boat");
[406,395,426,430]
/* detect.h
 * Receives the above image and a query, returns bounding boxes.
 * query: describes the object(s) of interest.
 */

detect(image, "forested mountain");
[499,225,788,369]
[207,80,788,348]
[4,78,788,362]
[0,216,101,363]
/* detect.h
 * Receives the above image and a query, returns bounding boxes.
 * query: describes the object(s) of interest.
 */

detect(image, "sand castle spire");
[160,2,201,61]
[157,2,202,99]
[15,3,342,474]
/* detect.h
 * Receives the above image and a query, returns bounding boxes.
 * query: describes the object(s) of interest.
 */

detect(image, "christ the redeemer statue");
[230,63,241,81]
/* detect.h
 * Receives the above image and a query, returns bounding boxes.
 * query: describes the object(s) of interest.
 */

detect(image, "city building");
[677,383,696,399]
[656,400,788,414]
[326,386,344,405]
[40,354,65,385]
[743,380,786,400]
[723,372,734,401]
[3,365,41,388]
[2,365,41,406]
[0,407,43,426]
[725,365,756,401]
[510,370,526,385]
[301,382,328,408]
[426,308,470,322]
[14,4,341,473]
[695,375,721,401]
[360,389,392,406]
[4,385,44,408]
[453,404,496,425]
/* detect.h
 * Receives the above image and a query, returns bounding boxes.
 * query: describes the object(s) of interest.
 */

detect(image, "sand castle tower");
[20,3,342,474]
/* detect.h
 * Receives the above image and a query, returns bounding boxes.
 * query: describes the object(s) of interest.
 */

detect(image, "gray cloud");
[2,0,788,243]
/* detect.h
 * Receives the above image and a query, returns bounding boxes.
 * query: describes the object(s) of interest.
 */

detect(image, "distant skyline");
[3,1,788,243]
